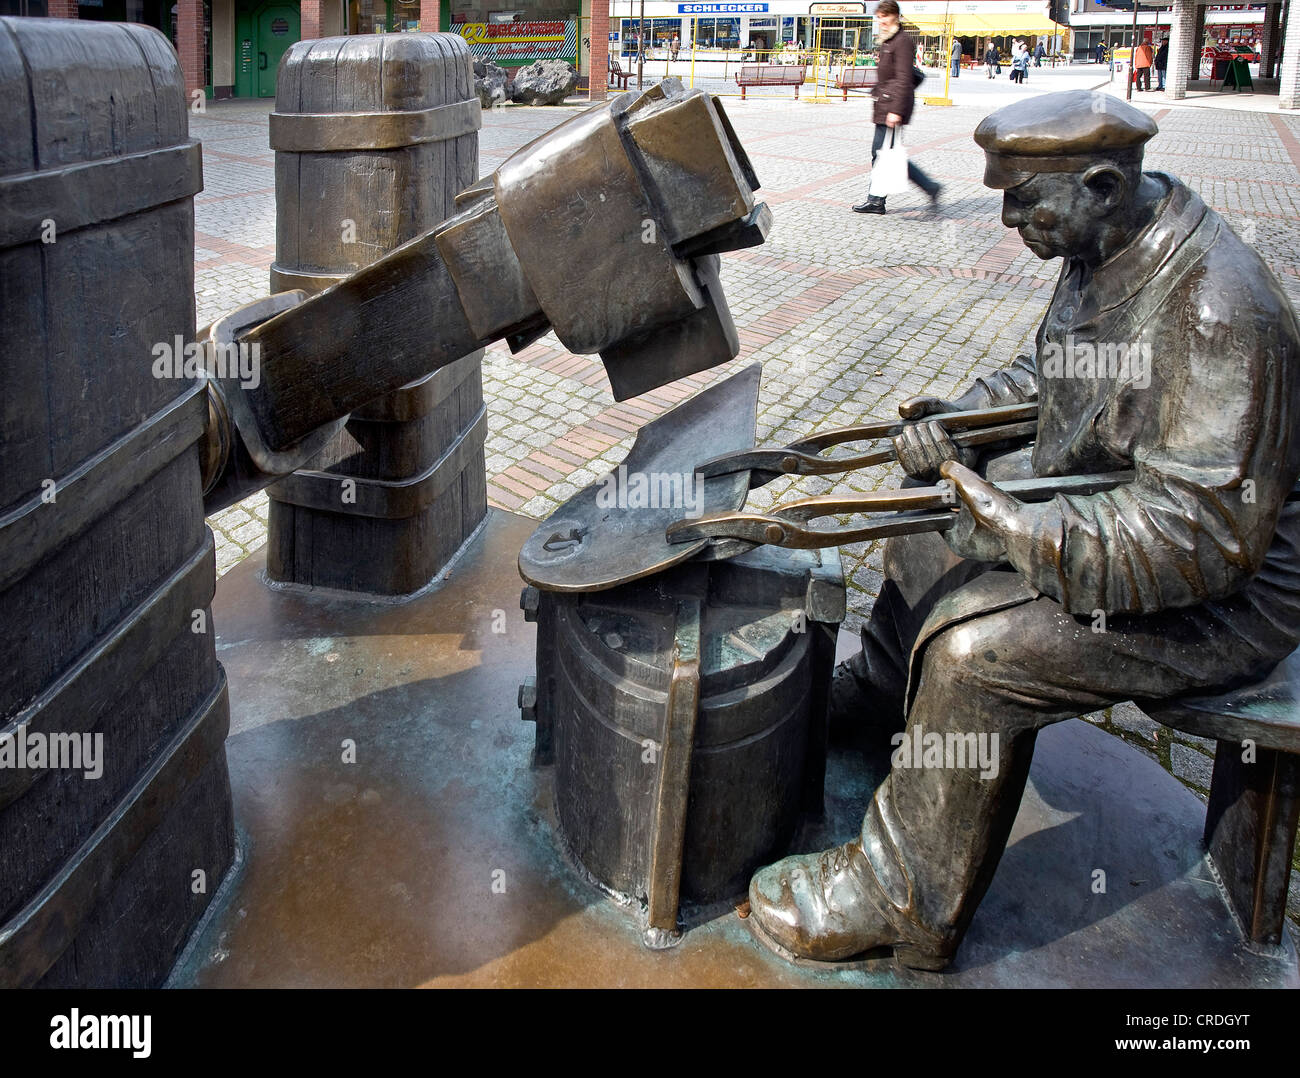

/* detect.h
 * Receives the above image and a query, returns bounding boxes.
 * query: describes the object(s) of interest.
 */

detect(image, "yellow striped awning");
[904,12,1061,34]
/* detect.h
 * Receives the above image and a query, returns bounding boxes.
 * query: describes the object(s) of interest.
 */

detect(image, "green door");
[256,4,299,97]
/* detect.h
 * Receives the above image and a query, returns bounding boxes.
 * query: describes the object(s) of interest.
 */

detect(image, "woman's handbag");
[869,127,909,197]
[912,65,926,87]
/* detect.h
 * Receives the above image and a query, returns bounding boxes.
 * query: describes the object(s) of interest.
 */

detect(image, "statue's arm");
[994,323,1292,615]
[949,353,1039,411]
[900,353,1037,420]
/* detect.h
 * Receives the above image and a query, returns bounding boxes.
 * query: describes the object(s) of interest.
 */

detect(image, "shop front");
[611,1,873,60]
[900,1,1066,65]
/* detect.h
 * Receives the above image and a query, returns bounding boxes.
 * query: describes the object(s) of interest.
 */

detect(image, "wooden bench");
[834,65,877,100]
[608,58,632,91]
[735,63,806,99]
[1140,647,1300,949]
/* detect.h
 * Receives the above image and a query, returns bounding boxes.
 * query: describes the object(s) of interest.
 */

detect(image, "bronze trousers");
[852,455,1300,948]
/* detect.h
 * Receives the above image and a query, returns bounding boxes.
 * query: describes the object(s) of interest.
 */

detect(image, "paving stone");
[1170,742,1216,792]
[1111,700,1160,740]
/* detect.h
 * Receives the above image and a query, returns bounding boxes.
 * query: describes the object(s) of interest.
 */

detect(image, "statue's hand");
[937,461,1020,563]
[893,416,976,481]
[897,394,959,420]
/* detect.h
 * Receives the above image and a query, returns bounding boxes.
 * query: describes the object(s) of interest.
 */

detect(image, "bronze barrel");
[264,33,488,596]
[0,18,234,987]
[521,547,844,918]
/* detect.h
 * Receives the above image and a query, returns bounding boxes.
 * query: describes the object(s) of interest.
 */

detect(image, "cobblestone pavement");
[191,79,1300,921]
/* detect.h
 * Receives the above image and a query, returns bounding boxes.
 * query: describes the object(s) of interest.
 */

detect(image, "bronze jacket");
[954,174,1300,618]
[873,29,916,126]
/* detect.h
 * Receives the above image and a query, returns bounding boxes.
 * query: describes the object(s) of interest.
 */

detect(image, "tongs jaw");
[695,401,1040,488]
[668,472,1134,556]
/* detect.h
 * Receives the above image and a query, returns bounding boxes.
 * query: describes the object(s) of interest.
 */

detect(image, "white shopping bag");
[869,128,909,198]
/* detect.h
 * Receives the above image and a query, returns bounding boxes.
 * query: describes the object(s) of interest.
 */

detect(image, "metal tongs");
[667,402,1132,555]
[694,401,1041,488]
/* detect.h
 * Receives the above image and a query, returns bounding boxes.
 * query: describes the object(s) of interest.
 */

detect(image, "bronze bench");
[735,63,806,100]
[1140,648,1300,949]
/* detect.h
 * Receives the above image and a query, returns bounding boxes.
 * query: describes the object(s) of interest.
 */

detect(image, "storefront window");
[652,18,679,49]
[350,0,393,35]
[693,16,738,48]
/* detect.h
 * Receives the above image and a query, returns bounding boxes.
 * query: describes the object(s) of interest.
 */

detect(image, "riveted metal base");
[168,509,1299,988]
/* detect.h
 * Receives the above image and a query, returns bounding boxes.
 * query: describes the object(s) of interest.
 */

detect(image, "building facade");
[6,0,1297,105]
[1066,0,1269,62]
[9,0,593,98]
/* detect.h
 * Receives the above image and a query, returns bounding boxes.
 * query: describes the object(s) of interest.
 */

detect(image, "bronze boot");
[747,839,953,971]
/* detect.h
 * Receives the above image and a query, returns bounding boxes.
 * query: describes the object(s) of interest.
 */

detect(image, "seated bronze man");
[746,91,1300,969]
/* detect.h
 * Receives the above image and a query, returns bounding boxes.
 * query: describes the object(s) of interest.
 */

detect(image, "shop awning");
[903,13,1062,35]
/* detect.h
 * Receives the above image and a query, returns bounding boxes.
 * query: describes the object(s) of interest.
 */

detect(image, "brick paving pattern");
[190,72,1300,922]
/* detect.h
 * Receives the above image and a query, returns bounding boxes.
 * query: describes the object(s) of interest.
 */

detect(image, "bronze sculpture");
[735,91,1300,968]
[264,34,489,596]
[0,16,767,985]
[199,78,768,515]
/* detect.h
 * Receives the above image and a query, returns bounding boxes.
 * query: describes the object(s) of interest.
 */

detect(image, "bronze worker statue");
[746,90,1300,968]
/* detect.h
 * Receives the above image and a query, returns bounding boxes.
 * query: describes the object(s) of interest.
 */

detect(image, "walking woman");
[852,0,942,215]
[1011,39,1029,83]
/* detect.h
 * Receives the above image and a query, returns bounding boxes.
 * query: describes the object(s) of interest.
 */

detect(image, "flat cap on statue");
[974,90,1159,189]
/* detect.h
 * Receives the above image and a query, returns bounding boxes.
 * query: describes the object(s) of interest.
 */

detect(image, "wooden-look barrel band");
[0,671,230,989]
[351,349,483,423]
[0,534,217,810]
[267,265,347,295]
[0,382,208,595]
[267,405,487,519]
[269,98,482,152]
[0,141,203,249]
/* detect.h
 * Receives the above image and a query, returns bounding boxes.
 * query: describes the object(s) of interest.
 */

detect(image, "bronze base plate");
[169,510,1299,988]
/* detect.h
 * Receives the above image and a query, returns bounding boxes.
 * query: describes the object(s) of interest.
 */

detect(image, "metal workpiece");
[517,363,762,593]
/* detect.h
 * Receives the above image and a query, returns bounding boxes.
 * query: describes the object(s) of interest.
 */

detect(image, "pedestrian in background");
[1155,37,1168,90]
[1033,40,1045,66]
[1011,40,1029,83]
[950,36,961,77]
[985,39,999,78]
[1133,36,1153,91]
[1095,39,1106,65]
[854,0,942,216]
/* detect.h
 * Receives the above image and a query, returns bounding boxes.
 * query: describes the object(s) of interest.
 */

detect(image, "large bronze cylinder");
[0,18,235,987]
[265,33,488,596]
[522,547,844,910]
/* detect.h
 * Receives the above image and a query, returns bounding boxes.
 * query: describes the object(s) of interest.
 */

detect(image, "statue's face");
[1001,173,1108,261]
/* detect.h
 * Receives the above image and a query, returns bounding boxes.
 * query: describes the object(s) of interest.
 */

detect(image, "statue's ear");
[1081,164,1128,212]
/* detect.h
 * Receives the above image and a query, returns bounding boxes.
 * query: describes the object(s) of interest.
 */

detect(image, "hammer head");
[435,80,768,400]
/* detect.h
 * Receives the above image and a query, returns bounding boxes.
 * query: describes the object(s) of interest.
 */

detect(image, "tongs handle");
[667,471,1133,553]
[695,402,1039,485]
